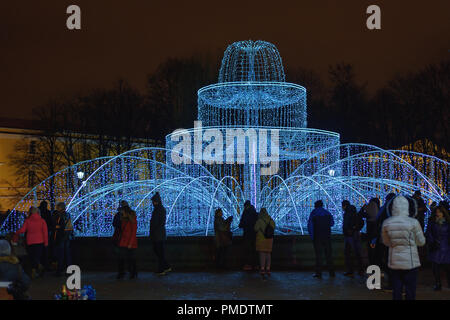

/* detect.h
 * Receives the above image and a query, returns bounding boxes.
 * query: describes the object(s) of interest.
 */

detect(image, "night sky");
[1,0,449,119]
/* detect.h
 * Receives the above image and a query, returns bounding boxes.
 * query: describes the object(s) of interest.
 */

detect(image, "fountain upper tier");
[198,40,307,128]
[218,40,285,83]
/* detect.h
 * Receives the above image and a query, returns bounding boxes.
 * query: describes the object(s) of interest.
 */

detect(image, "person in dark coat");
[371,192,396,290]
[51,202,73,276]
[307,200,335,278]
[214,208,233,269]
[38,201,52,271]
[360,198,380,265]
[117,205,138,279]
[149,192,171,275]
[412,191,427,231]
[342,201,364,276]
[0,239,30,299]
[238,200,258,271]
[426,205,450,291]
[112,200,127,256]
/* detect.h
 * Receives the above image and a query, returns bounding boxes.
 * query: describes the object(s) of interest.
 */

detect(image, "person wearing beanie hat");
[382,195,426,300]
[149,192,171,275]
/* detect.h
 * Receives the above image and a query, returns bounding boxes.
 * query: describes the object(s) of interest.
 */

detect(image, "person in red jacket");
[117,205,138,279]
[13,206,48,279]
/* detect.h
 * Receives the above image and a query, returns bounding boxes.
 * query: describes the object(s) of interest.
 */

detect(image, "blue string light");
[1,41,448,237]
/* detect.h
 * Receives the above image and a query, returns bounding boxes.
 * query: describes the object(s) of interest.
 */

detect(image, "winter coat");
[362,202,379,240]
[342,206,362,237]
[214,216,232,248]
[382,196,426,270]
[307,207,334,241]
[39,207,52,234]
[51,211,73,245]
[414,197,427,231]
[13,212,48,246]
[238,205,258,239]
[0,255,30,290]
[426,221,450,264]
[112,211,121,246]
[254,211,275,252]
[118,214,138,249]
[150,204,167,242]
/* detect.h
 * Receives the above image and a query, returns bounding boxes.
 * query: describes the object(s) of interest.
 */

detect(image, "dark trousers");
[152,241,170,272]
[28,243,44,270]
[242,236,257,267]
[42,245,50,269]
[391,268,418,300]
[374,242,391,287]
[367,242,377,266]
[54,240,72,273]
[432,262,450,287]
[216,246,228,268]
[118,247,137,275]
[313,238,334,274]
[344,233,363,273]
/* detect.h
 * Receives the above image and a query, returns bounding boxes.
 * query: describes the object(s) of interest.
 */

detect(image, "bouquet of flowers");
[54,284,96,300]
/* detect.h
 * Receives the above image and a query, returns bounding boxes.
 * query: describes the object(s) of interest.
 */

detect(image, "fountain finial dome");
[218,40,285,83]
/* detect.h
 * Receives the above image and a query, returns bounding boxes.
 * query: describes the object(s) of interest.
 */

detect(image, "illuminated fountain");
[1,40,448,237]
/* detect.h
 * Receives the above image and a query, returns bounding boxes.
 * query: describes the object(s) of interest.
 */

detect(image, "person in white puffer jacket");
[382,195,426,300]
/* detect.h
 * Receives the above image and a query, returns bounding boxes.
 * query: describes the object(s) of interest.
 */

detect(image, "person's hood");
[0,255,19,265]
[391,196,409,217]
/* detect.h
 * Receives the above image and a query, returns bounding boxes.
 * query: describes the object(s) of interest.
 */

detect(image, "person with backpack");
[254,208,275,280]
[308,200,335,278]
[382,195,426,300]
[342,201,364,276]
[238,200,258,271]
[425,205,450,291]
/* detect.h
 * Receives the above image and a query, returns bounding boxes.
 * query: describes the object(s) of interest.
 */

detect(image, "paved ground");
[27,269,450,300]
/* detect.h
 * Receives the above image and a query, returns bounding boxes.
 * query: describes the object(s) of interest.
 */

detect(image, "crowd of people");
[0,189,449,300]
[0,201,73,299]
[305,191,450,300]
